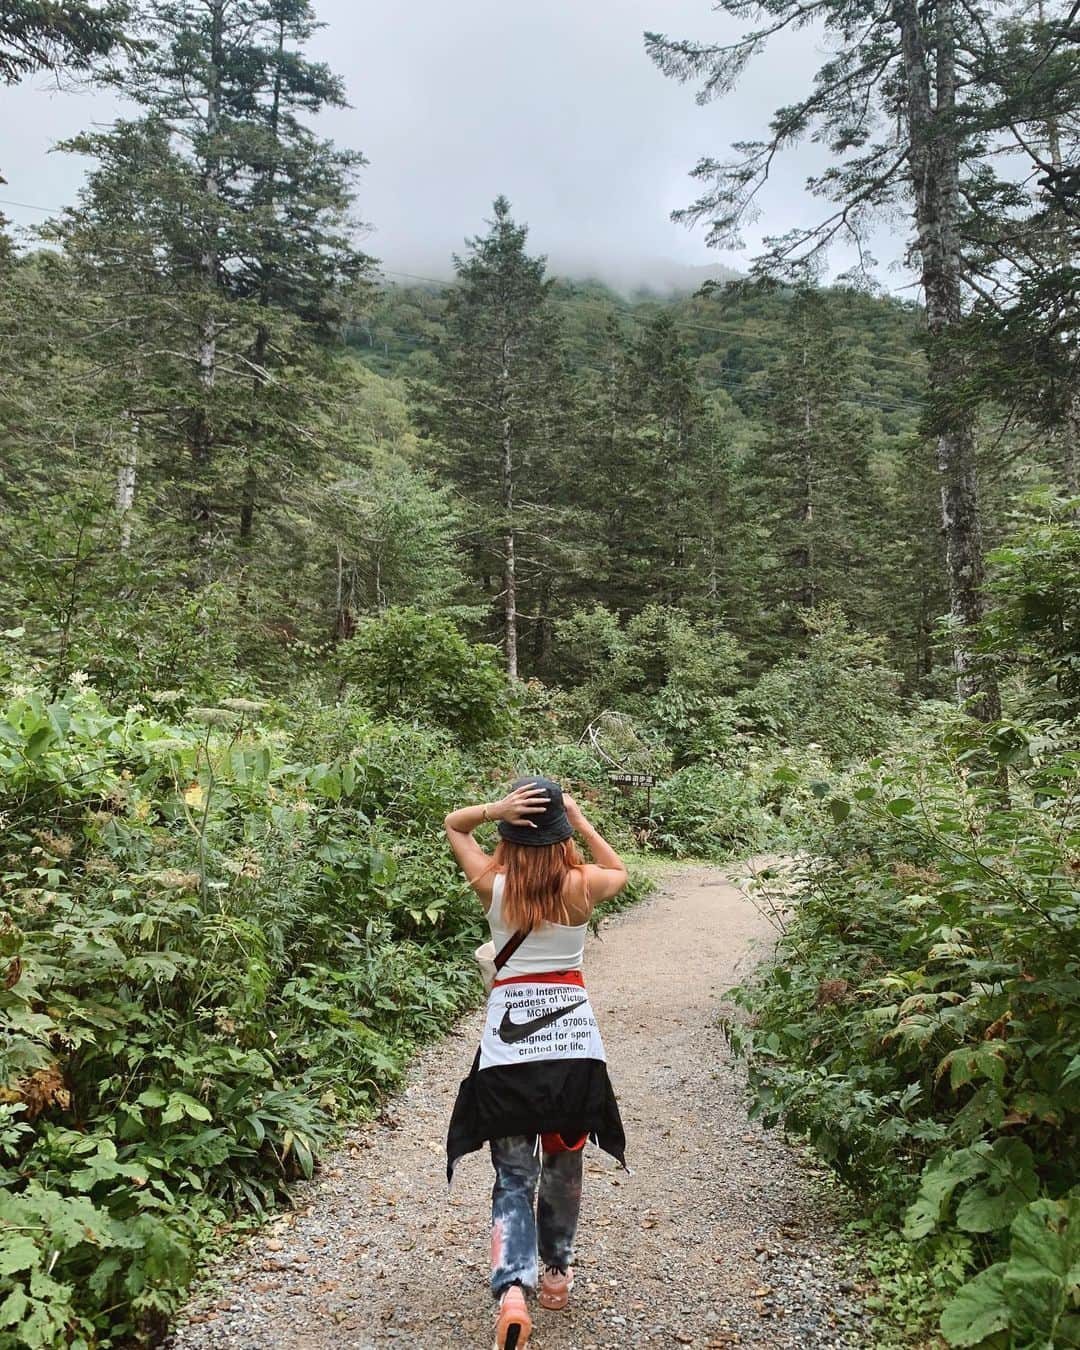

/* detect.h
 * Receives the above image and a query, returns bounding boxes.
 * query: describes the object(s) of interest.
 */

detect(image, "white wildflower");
[218,697,267,714]
[188,707,238,727]
[148,689,183,704]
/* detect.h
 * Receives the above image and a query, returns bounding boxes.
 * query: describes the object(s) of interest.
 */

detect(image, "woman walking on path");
[444,777,629,1349]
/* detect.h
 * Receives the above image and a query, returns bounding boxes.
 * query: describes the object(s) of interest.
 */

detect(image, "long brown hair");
[495,837,586,930]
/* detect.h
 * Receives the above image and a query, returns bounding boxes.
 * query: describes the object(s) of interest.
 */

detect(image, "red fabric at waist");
[492,969,585,989]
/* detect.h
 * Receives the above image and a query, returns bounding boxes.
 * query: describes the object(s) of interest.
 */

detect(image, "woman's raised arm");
[444,784,552,902]
[563,794,628,904]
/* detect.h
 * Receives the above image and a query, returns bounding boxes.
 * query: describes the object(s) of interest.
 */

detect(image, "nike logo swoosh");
[497,998,588,1045]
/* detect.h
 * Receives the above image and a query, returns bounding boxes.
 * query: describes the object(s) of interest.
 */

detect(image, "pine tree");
[0,0,132,83]
[413,197,570,679]
[568,314,648,614]
[646,0,1080,718]
[0,0,134,237]
[882,436,950,692]
[630,310,709,605]
[53,0,373,573]
[744,289,880,648]
[559,302,757,634]
[577,311,711,613]
[957,6,1080,500]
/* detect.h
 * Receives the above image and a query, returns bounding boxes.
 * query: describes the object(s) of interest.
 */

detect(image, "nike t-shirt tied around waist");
[479,979,605,1068]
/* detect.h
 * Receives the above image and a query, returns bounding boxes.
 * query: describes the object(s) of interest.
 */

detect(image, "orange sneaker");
[538,1265,574,1311]
[494,1284,532,1349]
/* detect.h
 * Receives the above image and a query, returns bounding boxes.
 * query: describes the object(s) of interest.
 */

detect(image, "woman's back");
[487,872,588,978]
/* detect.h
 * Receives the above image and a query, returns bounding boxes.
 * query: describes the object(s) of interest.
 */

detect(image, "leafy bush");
[981,494,1080,722]
[743,604,903,761]
[548,603,745,760]
[726,709,1080,1347]
[0,684,487,1344]
[334,607,511,742]
[937,1195,1080,1348]
[0,493,247,703]
[649,761,777,858]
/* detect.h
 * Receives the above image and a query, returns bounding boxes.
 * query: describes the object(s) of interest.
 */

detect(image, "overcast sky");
[0,0,909,290]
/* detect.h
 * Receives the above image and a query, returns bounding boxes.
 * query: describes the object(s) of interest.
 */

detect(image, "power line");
[4,195,927,372]
[375,265,929,374]
[3,193,926,412]
[0,196,61,214]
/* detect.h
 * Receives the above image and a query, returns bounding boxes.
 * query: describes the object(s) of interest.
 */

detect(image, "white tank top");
[486,872,588,978]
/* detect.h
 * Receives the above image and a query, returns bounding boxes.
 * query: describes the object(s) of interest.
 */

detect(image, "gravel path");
[170,863,871,1349]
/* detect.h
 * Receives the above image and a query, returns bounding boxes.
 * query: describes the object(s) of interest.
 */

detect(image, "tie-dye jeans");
[489,1135,584,1298]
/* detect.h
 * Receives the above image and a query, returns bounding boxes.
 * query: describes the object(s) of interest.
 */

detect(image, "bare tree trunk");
[707,522,719,605]
[238,326,267,545]
[1038,35,1080,500]
[532,573,552,665]
[501,408,518,681]
[898,0,1000,720]
[189,0,225,573]
[375,554,386,611]
[802,374,816,610]
[498,333,519,681]
[238,459,256,541]
[115,416,138,553]
[190,307,217,563]
[1064,389,1080,498]
[333,546,357,640]
[240,17,285,547]
[918,595,933,681]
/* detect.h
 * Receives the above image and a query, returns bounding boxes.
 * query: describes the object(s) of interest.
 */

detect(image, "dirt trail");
[171,864,869,1349]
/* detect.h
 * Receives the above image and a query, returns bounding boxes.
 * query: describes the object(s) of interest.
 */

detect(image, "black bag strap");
[493,927,530,972]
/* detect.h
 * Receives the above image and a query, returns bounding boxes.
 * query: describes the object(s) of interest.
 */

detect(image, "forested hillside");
[355,274,927,438]
[1,1,1078,1347]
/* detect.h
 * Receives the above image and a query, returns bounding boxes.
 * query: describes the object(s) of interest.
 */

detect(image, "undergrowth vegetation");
[721,508,1080,1349]
[0,686,490,1345]
[0,601,835,1346]
[3,504,1077,1348]
[730,707,1080,1347]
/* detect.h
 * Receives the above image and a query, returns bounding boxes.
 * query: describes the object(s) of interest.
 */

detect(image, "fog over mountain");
[551,258,744,297]
[377,252,743,298]
[0,0,911,291]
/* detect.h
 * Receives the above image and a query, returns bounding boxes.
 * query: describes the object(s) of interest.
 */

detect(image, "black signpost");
[578,714,658,826]
[607,770,655,819]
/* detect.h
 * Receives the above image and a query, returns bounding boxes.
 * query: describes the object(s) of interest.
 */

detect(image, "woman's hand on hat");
[563,793,588,831]
[492,784,550,827]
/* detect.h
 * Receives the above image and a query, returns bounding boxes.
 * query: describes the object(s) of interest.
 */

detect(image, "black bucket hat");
[497,775,574,847]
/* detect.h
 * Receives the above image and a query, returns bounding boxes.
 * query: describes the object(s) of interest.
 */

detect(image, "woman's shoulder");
[561,868,592,926]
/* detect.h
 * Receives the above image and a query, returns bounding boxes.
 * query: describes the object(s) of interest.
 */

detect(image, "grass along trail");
[169,863,871,1349]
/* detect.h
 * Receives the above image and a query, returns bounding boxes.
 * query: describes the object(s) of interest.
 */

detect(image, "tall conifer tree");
[578,311,712,612]
[646,0,1080,717]
[414,198,569,679]
[0,1,131,83]
[53,0,373,574]
[746,288,879,646]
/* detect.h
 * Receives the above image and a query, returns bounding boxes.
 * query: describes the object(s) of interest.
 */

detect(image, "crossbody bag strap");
[493,927,530,971]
